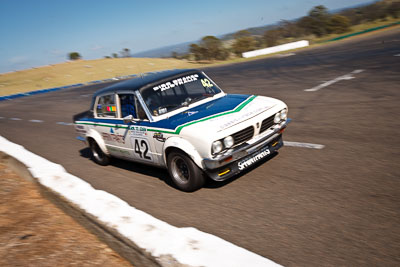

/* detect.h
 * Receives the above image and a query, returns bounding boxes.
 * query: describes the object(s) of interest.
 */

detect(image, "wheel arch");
[163,137,204,170]
[86,129,110,155]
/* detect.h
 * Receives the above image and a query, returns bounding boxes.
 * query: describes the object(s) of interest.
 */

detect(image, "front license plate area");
[237,136,283,172]
[237,145,272,171]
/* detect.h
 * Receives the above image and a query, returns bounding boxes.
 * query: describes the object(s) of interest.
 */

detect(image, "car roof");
[93,68,200,97]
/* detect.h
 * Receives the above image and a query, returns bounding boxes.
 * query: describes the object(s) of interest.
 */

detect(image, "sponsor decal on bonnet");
[210,101,273,131]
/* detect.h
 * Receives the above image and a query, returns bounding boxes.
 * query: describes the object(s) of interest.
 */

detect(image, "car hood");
[159,94,279,135]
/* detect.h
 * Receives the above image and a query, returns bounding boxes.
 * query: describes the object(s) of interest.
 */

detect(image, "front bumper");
[202,121,287,181]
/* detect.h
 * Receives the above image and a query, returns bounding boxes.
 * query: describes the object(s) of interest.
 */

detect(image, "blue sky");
[0,0,373,73]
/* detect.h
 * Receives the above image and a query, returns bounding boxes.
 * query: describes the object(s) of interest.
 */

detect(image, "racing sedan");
[74,69,289,192]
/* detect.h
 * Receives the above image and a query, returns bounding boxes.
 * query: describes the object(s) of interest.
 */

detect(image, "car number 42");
[132,138,152,161]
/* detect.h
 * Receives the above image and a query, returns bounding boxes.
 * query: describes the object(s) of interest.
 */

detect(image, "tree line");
[68,1,399,61]
[68,48,132,61]
[180,0,400,61]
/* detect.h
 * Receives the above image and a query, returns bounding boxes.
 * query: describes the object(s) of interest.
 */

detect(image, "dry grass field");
[0,58,205,96]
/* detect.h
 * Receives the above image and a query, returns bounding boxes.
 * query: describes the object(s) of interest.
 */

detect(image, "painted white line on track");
[284,141,325,149]
[56,122,73,126]
[395,54,400,57]
[351,69,364,74]
[305,69,364,92]
[3,117,323,151]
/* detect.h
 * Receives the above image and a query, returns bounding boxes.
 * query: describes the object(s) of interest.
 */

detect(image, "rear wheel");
[167,151,205,192]
[89,139,110,166]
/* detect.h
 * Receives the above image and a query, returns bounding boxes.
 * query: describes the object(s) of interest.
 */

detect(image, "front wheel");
[89,139,111,166]
[167,151,205,192]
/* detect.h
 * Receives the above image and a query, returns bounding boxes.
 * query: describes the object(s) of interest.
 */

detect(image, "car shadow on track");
[79,148,279,192]
[79,147,176,187]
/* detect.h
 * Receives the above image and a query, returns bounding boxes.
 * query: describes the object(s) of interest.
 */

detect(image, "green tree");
[328,14,351,34]
[309,5,329,19]
[297,16,314,35]
[215,48,229,60]
[308,5,331,36]
[234,30,251,39]
[232,30,257,57]
[339,8,364,25]
[189,36,228,61]
[279,20,305,38]
[200,36,227,60]
[387,1,400,19]
[68,52,81,60]
[263,28,282,47]
[189,43,206,61]
[297,5,332,37]
[120,48,131,58]
[171,52,178,58]
[361,2,387,22]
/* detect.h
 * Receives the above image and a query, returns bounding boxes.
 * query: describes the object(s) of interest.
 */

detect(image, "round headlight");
[280,109,287,120]
[274,113,281,123]
[212,140,223,154]
[223,136,234,148]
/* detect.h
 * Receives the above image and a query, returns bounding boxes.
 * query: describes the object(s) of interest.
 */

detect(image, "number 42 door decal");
[131,138,153,161]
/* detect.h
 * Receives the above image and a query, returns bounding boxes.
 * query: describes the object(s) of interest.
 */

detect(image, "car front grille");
[260,115,275,133]
[232,126,254,145]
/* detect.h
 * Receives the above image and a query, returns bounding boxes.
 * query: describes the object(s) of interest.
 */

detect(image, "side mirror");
[123,115,136,124]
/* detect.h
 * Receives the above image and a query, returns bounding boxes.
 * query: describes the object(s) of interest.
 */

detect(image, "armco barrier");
[0,83,84,101]
[242,40,309,58]
[0,135,281,267]
[325,21,400,42]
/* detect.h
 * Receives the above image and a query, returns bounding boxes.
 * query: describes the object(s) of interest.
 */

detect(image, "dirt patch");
[0,162,132,266]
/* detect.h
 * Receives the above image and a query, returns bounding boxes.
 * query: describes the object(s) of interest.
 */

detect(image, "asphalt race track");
[1,28,399,266]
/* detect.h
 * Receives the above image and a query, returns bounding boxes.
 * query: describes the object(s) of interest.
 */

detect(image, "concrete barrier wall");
[242,40,309,58]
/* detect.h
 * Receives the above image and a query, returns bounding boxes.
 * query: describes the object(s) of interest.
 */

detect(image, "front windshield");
[140,72,222,116]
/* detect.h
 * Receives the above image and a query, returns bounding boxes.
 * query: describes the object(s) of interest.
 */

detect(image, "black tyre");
[167,151,205,192]
[89,139,111,166]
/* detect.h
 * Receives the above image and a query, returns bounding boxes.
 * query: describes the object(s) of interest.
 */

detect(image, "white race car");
[74,69,288,192]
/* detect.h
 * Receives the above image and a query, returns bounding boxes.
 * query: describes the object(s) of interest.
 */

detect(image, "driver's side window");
[118,93,148,120]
